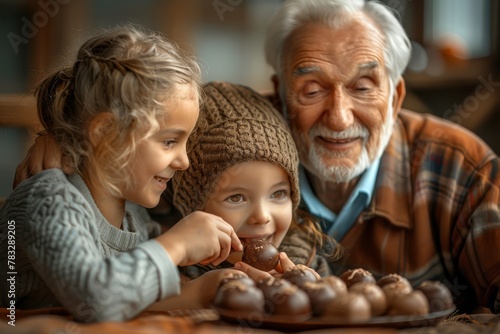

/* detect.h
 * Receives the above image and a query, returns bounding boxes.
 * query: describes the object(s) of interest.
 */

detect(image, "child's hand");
[233,252,292,280]
[234,252,321,281]
[148,269,244,311]
[156,211,242,266]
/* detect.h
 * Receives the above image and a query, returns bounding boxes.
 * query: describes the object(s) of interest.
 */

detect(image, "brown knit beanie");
[172,81,300,216]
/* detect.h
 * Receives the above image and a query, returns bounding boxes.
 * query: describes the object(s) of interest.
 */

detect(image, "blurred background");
[0,0,499,198]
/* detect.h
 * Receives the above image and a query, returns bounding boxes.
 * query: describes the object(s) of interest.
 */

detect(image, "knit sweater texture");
[0,169,180,322]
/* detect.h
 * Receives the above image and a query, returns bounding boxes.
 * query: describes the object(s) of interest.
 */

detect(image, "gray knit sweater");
[0,169,180,322]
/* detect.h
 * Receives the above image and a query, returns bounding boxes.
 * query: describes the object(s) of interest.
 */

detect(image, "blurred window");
[424,0,491,58]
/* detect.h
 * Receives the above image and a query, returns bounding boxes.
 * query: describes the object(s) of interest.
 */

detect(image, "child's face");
[123,94,199,208]
[203,161,293,249]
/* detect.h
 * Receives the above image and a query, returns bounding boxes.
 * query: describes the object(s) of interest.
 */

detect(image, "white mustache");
[309,124,369,140]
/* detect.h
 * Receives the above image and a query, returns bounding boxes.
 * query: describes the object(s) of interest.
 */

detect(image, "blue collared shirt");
[299,157,381,241]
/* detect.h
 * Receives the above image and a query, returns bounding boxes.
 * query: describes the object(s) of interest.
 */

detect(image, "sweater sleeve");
[22,181,180,322]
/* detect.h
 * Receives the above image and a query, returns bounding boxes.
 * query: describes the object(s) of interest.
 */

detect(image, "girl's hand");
[156,211,242,267]
[234,252,321,281]
[148,269,244,311]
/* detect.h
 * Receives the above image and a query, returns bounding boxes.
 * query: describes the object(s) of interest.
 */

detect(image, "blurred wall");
[0,0,282,197]
[1,0,499,198]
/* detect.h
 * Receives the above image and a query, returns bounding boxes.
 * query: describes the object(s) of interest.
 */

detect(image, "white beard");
[295,101,395,184]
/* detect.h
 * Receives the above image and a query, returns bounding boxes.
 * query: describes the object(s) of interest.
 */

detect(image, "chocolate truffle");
[382,281,414,305]
[340,268,376,288]
[220,273,255,288]
[349,282,387,316]
[322,275,348,295]
[257,277,311,316]
[213,279,265,312]
[281,264,318,289]
[386,290,429,316]
[242,240,280,272]
[416,281,454,312]
[301,280,337,316]
[257,277,293,303]
[377,273,412,289]
[323,292,371,323]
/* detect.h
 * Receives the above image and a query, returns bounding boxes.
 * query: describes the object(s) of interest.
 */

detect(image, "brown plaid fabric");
[320,109,500,314]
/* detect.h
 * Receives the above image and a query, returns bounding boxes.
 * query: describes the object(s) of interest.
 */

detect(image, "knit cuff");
[136,240,181,300]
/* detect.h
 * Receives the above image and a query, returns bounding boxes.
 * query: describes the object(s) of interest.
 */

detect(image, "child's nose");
[172,147,190,171]
[248,202,271,225]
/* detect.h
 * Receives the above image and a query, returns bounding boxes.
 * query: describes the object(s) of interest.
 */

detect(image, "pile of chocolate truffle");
[214,267,454,322]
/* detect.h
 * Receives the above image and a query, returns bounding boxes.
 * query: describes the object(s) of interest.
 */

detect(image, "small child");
[171,81,342,280]
[0,26,242,322]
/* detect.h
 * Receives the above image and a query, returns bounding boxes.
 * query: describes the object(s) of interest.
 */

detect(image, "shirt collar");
[299,156,381,231]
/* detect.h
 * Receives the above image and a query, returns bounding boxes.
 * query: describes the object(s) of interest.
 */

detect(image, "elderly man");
[262,0,499,314]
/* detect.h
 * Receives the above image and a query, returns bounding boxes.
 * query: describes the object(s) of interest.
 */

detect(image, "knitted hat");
[172,81,300,216]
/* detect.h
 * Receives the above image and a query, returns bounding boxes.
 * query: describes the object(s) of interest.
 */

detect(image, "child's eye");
[271,190,288,200]
[225,194,245,204]
[162,139,177,149]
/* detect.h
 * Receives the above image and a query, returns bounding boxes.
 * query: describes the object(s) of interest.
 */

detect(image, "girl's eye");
[271,190,288,200]
[226,194,245,204]
[163,140,177,149]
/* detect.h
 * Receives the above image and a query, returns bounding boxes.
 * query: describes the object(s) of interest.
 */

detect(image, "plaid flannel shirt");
[316,109,500,313]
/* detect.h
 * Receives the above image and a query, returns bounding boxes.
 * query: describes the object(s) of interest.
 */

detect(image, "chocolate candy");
[257,277,293,299]
[386,290,429,316]
[271,285,311,316]
[242,240,279,271]
[416,281,454,312]
[301,280,337,316]
[340,268,376,288]
[349,282,387,316]
[257,277,311,316]
[213,278,265,312]
[281,264,318,288]
[219,273,255,288]
[382,281,414,305]
[323,292,371,323]
[322,275,348,295]
[377,273,412,289]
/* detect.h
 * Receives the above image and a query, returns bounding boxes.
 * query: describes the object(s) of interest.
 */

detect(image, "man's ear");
[391,77,406,119]
[271,74,284,115]
[88,112,114,147]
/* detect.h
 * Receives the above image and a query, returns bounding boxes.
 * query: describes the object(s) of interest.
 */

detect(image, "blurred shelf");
[404,58,494,89]
[0,94,39,130]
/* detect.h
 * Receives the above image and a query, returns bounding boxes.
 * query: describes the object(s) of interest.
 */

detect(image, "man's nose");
[323,88,354,131]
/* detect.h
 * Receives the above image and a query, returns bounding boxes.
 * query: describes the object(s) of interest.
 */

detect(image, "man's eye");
[226,194,244,204]
[353,78,373,92]
[303,83,322,96]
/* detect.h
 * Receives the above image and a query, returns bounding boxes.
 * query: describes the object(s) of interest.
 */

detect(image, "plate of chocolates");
[213,241,456,330]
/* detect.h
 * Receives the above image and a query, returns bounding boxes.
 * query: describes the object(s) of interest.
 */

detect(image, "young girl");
[0,26,242,322]
[171,81,342,280]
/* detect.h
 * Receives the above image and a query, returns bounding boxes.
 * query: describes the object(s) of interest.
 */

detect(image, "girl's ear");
[88,112,114,147]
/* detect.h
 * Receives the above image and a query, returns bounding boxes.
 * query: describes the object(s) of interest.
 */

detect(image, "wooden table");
[1,307,499,334]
